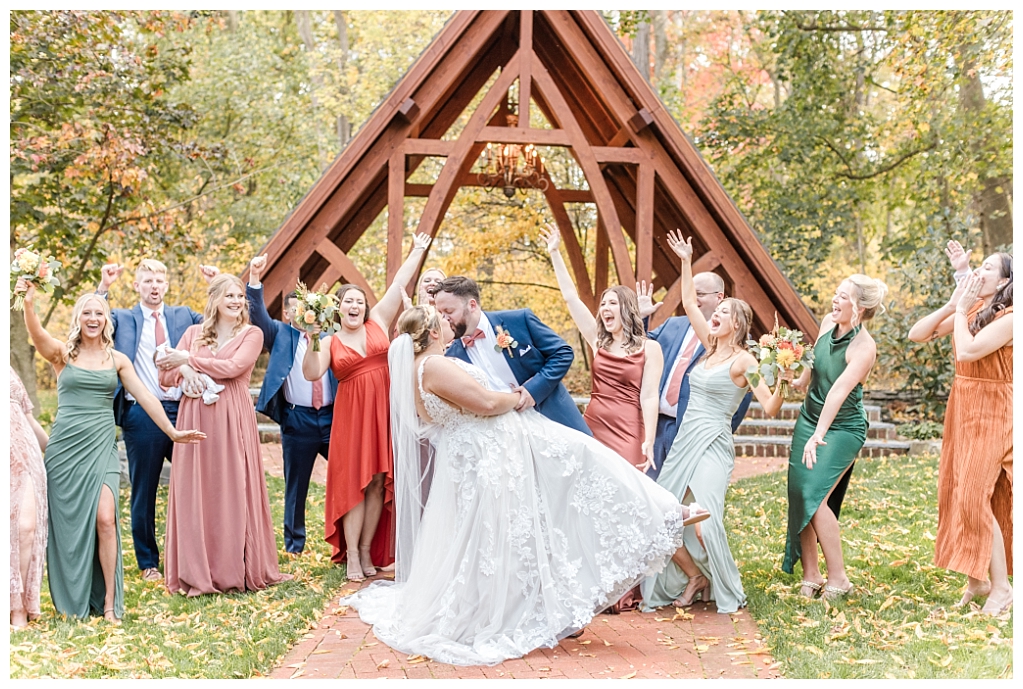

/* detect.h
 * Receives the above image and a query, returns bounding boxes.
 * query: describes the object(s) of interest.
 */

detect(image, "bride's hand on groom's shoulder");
[512,385,535,411]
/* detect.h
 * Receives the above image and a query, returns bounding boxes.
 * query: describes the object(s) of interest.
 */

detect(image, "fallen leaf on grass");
[927,655,953,668]
[878,597,896,612]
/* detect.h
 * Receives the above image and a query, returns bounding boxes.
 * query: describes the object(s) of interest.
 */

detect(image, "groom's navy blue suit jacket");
[445,309,592,436]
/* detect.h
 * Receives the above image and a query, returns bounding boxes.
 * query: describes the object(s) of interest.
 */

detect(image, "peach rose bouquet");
[745,314,814,396]
[293,282,339,351]
[10,247,61,311]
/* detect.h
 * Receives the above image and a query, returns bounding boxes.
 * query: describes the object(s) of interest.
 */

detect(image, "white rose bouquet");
[11,247,61,311]
[293,282,340,351]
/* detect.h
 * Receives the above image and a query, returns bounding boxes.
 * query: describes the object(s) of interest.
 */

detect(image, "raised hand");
[249,254,268,276]
[945,240,971,274]
[955,273,983,315]
[666,229,693,262]
[539,223,561,253]
[412,232,432,251]
[199,264,220,283]
[99,263,124,292]
[635,280,661,318]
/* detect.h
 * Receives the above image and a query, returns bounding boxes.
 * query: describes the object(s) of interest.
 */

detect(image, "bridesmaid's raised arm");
[540,224,598,349]
[371,233,432,329]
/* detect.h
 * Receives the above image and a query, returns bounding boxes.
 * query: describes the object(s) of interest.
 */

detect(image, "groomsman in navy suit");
[643,272,751,481]
[434,276,592,436]
[98,259,210,581]
[246,254,338,555]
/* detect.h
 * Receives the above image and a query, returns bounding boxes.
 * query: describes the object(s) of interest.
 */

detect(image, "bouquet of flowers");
[10,247,61,311]
[293,282,340,351]
[745,315,814,395]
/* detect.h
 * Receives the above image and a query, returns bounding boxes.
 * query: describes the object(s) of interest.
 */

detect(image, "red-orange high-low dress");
[326,319,395,568]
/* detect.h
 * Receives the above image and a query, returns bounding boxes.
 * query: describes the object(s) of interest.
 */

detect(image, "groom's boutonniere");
[494,325,519,358]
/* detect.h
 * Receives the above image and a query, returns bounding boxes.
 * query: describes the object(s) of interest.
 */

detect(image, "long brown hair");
[971,253,1013,335]
[336,284,370,323]
[194,274,249,352]
[706,297,752,357]
[65,293,115,362]
[594,286,646,354]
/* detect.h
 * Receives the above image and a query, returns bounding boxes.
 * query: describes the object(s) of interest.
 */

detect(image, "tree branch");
[475,279,561,292]
[836,141,937,180]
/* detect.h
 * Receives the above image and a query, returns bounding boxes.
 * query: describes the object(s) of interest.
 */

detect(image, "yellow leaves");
[620,671,637,679]
[375,659,390,669]
[695,645,710,653]
[577,640,591,645]
[405,654,428,664]
[927,654,953,668]
[878,597,896,612]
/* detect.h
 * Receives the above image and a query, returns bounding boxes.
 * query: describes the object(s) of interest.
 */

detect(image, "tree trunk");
[632,20,650,81]
[652,10,668,85]
[10,308,40,414]
[225,10,240,32]
[960,53,1013,253]
[296,10,328,170]
[333,10,351,149]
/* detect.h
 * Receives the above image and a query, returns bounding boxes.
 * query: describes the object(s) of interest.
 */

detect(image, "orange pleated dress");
[934,305,1013,580]
[326,319,395,567]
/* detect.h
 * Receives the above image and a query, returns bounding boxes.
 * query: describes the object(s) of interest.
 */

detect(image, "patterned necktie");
[305,333,324,410]
[461,328,485,348]
[665,334,701,406]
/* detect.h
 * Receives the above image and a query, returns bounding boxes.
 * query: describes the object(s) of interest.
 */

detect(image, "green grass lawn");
[731,452,1013,679]
[8,452,1012,678]
[9,475,353,678]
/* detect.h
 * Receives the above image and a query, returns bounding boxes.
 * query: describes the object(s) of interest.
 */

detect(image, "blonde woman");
[416,267,446,306]
[157,274,291,595]
[641,231,788,614]
[784,274,888,600]
[15,280,203,623]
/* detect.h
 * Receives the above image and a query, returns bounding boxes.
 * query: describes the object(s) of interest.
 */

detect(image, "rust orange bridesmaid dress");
[934,304,1013,580]
[326,319,395,568]
[583,347,647,468]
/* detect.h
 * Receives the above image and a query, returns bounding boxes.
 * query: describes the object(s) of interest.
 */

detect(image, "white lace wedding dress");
[342,354,686,666]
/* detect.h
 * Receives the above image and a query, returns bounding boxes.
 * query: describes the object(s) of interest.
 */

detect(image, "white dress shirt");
[283,330,335,407]
[464,313,520,392]
[658,327,697,418]
[128,303,182,402]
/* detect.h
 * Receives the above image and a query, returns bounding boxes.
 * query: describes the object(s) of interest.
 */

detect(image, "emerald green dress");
[783,325,867,573]
[45,363,124,618]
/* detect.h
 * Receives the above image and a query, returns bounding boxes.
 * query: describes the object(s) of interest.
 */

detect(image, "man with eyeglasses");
[640,272,751,480]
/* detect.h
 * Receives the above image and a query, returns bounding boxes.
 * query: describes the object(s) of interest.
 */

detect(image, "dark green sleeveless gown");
[783,325,867,574]
[45,363,124,618]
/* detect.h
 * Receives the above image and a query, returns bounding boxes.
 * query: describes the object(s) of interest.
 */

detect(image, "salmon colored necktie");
[666,335,700,406]
[305,333,324,410]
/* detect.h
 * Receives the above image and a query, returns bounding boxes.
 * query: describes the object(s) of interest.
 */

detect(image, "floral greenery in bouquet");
[746,314,815,395]
[293,282,340,351]
[10,247,61,311]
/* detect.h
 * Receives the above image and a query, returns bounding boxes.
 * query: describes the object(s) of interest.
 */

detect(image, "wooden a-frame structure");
[252,10,817,334]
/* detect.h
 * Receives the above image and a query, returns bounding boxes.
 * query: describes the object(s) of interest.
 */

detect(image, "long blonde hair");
[706,297,752,357]
[194,274,249,352]
[397,305,442,354]
[65,293,115,362]
[846,275,889,328]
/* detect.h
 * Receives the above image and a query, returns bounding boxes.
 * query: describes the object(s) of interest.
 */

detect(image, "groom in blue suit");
[246,254,338,554]
[97,259,207,580]
[433,276,591,436]
[645,272,751,481]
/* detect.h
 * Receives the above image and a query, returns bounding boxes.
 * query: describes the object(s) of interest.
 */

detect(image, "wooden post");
[636,161,654,284]
[387,150,405,282]
[595,217,609,298]
[519,10,532,127]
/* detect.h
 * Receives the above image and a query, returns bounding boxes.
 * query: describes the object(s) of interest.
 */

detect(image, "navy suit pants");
[122,400,178,571]
[647,413,682,483]
[281,404,332,553]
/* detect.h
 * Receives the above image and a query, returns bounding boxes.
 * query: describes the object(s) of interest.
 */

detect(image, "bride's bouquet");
[10,247,61,311]
[293,282,339,351]
[746,315,814,395]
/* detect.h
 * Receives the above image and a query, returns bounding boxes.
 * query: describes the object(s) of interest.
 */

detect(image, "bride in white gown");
[342,306,702,666]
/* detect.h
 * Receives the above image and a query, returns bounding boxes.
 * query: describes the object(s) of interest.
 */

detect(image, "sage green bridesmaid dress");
[783,325,867,574]
[44,362,124,618]
[640,358,749,614]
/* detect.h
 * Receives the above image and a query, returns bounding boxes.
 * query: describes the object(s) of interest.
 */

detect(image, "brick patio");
[259,443,784,680]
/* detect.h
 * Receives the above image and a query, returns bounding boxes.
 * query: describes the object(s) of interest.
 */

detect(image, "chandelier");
[476,114,549,198]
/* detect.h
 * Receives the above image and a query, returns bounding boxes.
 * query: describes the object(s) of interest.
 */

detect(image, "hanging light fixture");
[476,113,549,198]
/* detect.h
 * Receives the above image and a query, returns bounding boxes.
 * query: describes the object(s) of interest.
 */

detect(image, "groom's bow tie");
[461,328,485,348]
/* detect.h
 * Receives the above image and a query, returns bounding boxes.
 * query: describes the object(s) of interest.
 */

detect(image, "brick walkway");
[259,443,784,680]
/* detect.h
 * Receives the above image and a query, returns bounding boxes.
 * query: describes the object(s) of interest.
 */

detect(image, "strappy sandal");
[799,580,823,599]
[823,582,854,600]
[103,608,122,625]
[345,551,365,583]
[358,546,377,577]
[683,502,711,527]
